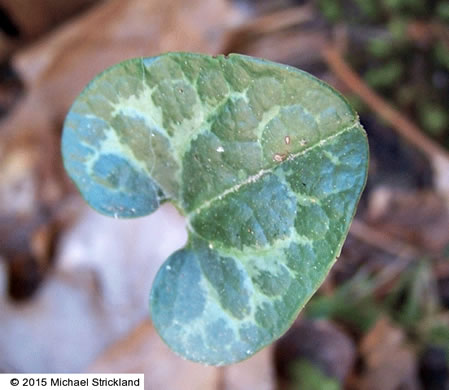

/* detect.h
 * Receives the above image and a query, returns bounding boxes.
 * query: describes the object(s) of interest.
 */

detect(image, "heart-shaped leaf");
[62,53,368,365]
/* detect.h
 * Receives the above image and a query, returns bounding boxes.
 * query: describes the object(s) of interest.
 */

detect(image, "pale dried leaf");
[89,320,219,390]
[0,204,187,372]
[223,345,275,390]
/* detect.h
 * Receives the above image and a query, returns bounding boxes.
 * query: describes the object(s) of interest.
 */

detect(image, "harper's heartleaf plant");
[62,52,368,365]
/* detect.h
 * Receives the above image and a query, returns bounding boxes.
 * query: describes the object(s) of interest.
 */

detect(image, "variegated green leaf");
[62,53,368,365]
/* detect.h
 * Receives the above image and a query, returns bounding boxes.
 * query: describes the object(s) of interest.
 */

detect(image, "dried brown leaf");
[359,317,420,390]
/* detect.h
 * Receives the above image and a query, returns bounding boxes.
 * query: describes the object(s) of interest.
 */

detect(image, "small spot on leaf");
[273,153,287,162]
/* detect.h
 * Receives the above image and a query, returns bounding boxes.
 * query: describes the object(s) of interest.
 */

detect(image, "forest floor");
[0,0,448,389]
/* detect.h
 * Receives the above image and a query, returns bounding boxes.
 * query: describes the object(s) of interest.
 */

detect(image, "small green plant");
[61,52,368,365]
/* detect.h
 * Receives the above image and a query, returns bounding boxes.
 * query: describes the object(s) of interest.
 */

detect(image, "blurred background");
[0,0,448,389]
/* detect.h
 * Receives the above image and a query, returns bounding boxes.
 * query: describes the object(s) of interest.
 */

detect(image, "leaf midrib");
[185,121,360,221]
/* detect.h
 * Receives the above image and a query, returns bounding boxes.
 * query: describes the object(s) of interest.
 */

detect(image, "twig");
[321,46,449,164]
[216,367,226,390]
[349,219,419,260]
[231,5,314,37]
[223,5,315,55]
[349,219,419,292]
